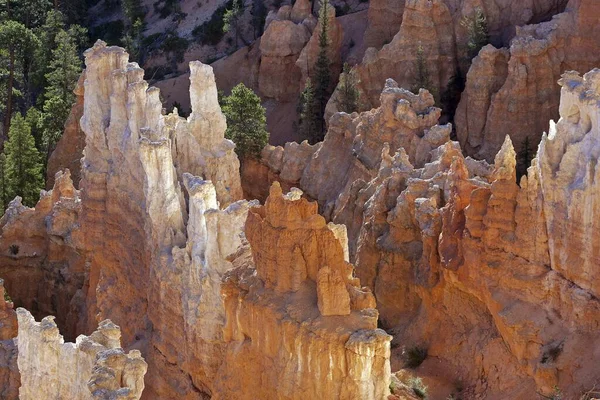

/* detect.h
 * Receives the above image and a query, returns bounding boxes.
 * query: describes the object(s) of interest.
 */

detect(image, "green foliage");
[0,20,40,135]
[298,0,332,143]
[122,0,145,25]
[45,29,81,103]
[89,20,125,45]
[404,346,428,369]
[24,106,44,151]
[3,113,43,206]
[0,153,7,211]
[336,63,359,114]
[412,44,437,101]
[122,18,144,61]
[408,377,428,399]
[223,0,243,47]
[9,0,52,28]
[222,83,269,159]
[160,31,189,63]
[193,0,232,45]
[461,8,489,60]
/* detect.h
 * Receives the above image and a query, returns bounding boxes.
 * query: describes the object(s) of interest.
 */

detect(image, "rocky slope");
[455,0,600,173]
[241,67,600,398]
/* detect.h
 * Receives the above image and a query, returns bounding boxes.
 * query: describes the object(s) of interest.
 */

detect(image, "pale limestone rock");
[17,309,146,400]
[217,182,390,400]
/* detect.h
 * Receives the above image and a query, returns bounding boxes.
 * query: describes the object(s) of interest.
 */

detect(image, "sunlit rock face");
[77,41,249,399]
[17,308,146,400]
[216,182,391,400]
[455,0,599,172]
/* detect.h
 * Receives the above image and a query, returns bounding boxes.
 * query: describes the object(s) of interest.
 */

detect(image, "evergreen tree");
[0,21,40,138]
[25,106,44,151]
[0,153,7,211]
[336,62,359,114]
[122,0,145,26]
[312,0,331,138]
[298,78,319,144]
[461,8,489,60]
[122,18,143,61]
[223,0,243,47]
[45,29,80,104]
[222,83,269,159]
[412,44,436,100]
[4,113,43,206]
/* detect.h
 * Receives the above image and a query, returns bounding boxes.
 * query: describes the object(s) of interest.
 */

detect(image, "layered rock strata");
[216,182,391,400]
[17,308,146,400]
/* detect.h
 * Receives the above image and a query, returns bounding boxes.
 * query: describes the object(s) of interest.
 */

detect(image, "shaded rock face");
[46,72,86,189]
[0,170,85,341]
[0,280,19,399]
[16,309,146,400]
[455,0,599,171]
[216,182,390,400]
[363,0,405,49]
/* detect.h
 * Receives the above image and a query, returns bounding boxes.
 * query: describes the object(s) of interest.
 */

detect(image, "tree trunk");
[4,49,15,140]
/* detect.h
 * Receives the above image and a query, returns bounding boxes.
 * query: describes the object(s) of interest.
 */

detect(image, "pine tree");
[312,0,331,138]
[223,0,243,47]
[122,0,145,26]
[461,8,489,60]
[336,62,359,114]
[0,21,40,137]
[412,44,436,101]
[222,83,269,160]
[4,113,43,206]
[0,153,7,211]
[298,78,319,144]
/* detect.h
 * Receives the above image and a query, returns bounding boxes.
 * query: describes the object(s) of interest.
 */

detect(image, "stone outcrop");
[78,41,249,399]
[258,12,313,101]
[216,182,391,399]
[17,308,146,399]
[0,280,19,399]
[455,0,598,170]
[46,72,86,189]
[363,0,405,49]
[241,140,320,202]
[0,170,85,340]
[295,3,344,87]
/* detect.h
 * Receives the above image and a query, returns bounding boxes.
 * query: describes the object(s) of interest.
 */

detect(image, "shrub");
[192,0,233,45]
[408,377,428,399]
[404,346,428,369]
[160,32,189,63]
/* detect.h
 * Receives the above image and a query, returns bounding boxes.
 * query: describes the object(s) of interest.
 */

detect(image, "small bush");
[160,32,189,63]
[408,377,428,399]
[404,346,428,369]
[192,0,233,45]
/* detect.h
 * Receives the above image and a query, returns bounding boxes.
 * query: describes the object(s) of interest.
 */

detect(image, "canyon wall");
[455,0,600,172]
[0,170,86,341]
[0,280,18,399]
[17,308,146,399]
[216,182,391,400]
[242,68,600,398]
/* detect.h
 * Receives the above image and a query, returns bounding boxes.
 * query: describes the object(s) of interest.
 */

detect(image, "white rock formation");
[16,308,146,400]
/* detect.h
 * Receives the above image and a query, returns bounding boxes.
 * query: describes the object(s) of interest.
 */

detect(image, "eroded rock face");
[455,0,599,171]
[363,0,405,49]
[17,309,146,400]
[0,280,19,399]
[46,72,86,189]
[0,170,85,340]
[78,41,249,399]
[216,182,390,400]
